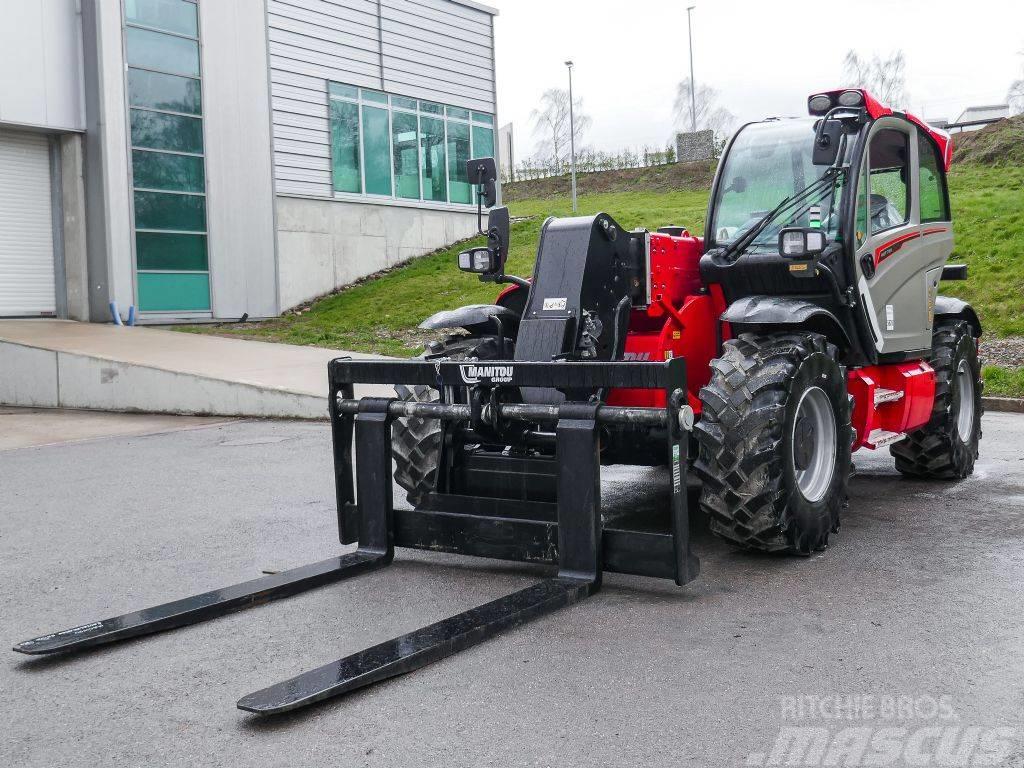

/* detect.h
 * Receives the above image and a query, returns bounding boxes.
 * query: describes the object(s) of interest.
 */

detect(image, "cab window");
[918,132,950,223]
[867,129,910,234]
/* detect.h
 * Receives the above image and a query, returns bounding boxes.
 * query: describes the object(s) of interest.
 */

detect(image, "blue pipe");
[109,302,123,326]
[126,306,136,327]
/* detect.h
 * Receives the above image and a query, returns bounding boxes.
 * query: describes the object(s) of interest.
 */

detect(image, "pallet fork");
[14,358,698,715]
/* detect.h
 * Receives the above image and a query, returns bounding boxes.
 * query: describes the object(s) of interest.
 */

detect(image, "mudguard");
[934,296,982,336]
[419,304,520,335]
[721,296,852,348]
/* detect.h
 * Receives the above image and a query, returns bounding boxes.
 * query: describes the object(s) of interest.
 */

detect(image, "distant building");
[925,118,950,129]
[951,104,1010,131]
[0,0,499,322]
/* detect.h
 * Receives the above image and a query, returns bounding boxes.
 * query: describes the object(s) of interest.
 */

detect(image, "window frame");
[866,127,912,237]
[327,82,496,211]
[123,0,212,316]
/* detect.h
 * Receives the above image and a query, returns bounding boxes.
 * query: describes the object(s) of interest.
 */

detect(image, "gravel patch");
[981,337,1024,368]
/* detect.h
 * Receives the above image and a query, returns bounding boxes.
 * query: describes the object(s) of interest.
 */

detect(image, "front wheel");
[891,321,982,478]
[694,332,853,554]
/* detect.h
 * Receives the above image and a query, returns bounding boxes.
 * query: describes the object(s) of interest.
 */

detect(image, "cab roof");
[809,88,953,171]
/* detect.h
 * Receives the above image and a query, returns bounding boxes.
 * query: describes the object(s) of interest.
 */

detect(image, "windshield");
[711,119,847,249]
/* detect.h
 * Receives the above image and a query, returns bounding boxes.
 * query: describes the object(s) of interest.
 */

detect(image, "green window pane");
[420,116,447,203]
[131,109,203,153]
[392,95,417,110]
[133,150,205,192]
[125,0,198,37]
[361,106,392,196]
[446,106,470,120]
[447,121,471,204]
[472,125,494,159]
[918,133,949,223]
[361,89,387,104]
[134,191,206,232]
[329,82,358,100]
[126,27,200,77]
[472,112,494,126]
[392,111,420,200]
[128,68,201,114]
[136,232,208,270]
[420,101,442,115]
[330,101,361,193]
[137,272,210,312]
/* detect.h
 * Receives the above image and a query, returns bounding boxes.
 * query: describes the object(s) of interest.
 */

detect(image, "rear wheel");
[694,332,853,554]
[891,321,982,478]
[391,335,504,506]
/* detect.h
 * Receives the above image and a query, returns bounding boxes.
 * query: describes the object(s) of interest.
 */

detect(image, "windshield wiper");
[719,168,841,263]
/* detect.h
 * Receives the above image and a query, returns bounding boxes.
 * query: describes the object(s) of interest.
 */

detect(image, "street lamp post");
[686,5,697,133]
[565,60,578,213]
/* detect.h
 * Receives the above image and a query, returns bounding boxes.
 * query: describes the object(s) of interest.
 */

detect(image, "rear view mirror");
[779,227,826,259]
[487,206,510,271]
[467,157,498,208]
[813,120,843,166]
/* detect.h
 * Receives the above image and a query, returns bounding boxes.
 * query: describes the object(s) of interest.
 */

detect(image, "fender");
[934,296,982,337]
[419,304,520,335]
[721,296,852,349]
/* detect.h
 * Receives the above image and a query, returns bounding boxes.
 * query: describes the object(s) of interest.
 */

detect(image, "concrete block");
[0,342,59,408]
[275,197,332,234]
[277,230,333,309]
[56,352,327,419]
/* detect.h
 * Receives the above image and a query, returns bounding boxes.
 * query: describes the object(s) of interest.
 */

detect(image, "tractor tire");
[391,334,504,506]
[694,332,853,554]
[891,321,982,479]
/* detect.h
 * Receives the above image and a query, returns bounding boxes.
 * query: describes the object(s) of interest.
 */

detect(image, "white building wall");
[199,1,278,319]
[0,0,85,132]
[276,197,478,309]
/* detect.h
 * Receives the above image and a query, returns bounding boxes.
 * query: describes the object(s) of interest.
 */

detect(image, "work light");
[837,90,865,107]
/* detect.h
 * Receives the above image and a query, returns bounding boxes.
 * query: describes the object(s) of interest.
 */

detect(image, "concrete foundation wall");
[275,196,480,310]
[60,134,89,321]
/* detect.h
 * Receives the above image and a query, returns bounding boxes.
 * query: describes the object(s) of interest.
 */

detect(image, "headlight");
[837,89,865,107]
[808,94,833,115]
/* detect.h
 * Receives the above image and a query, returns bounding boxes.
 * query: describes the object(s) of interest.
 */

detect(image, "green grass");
[177,164,1024,357]
[983,365,1024,398]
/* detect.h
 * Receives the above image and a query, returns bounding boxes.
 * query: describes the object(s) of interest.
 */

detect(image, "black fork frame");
[15,358,698,716]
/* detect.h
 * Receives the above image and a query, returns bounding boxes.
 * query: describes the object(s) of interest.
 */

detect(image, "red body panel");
[604,231,726,412]
[848,363,936,450]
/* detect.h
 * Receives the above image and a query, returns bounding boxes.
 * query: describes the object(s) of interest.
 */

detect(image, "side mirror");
[466,157,498,208]
[779,227,827,259]
[813,120,843,166]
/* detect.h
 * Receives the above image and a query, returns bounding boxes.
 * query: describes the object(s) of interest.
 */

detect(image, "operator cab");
[701,88,955,366]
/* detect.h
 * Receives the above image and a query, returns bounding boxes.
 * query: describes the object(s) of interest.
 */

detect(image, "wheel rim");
[792,386,837,503]
[955,359,976,442]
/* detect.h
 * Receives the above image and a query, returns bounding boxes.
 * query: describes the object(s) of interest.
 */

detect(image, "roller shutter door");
[0,130,56,316]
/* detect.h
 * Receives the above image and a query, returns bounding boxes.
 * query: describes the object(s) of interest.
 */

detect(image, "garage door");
[0,130,56,316]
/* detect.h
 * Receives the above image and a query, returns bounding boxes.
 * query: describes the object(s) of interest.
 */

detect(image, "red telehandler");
[15,89,982,716]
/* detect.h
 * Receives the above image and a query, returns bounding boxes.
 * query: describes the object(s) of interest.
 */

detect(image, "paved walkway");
[0,320,389,418]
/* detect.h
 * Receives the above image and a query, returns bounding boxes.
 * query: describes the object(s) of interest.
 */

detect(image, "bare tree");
[672,78,735,140]
[1009,47,1024,116]
[530,88,592,169]
[842,50,909,108]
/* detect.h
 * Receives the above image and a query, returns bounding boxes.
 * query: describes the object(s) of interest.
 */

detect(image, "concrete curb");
[983,396,1024,414]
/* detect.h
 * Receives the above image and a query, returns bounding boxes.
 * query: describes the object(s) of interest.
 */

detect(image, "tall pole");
[566,60,578,213]
[686,5,697,133]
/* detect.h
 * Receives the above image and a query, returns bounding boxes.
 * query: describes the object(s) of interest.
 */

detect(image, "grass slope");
[179,150,1024,394]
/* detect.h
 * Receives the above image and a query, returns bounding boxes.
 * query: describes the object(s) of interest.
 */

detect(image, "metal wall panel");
[200,0,279,319]
[0,0,85,131]
[0,131,56,316]
[268,0,496,199]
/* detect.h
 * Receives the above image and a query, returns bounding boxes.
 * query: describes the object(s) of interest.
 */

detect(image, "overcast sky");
[487,0,1024,158]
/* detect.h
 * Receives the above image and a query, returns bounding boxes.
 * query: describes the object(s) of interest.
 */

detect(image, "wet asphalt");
[2,412,1022,766]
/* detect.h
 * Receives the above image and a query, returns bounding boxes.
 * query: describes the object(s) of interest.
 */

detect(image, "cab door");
[853,119,954,356]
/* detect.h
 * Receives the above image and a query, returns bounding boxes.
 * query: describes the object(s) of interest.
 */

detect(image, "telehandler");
[15,88,982,715]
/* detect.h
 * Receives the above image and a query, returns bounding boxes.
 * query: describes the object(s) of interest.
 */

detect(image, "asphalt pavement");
[2,411,1023,767]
